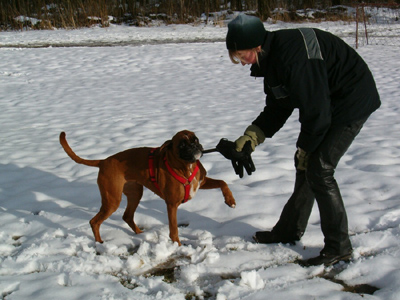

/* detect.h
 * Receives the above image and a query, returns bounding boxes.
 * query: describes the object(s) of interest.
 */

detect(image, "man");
[217,14,380,266]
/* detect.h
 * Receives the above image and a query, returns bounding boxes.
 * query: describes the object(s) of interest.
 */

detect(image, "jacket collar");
[250,31,272,77]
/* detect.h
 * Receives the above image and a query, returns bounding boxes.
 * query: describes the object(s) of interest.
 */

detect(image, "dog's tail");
[59,132,101,167]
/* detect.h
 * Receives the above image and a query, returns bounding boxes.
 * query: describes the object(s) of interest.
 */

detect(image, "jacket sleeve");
[252,93,293,138]
[288,59,332,153]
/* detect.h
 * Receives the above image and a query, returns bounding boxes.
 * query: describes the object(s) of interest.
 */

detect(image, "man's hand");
[216,138,255,178]
[235,124,266,152]
[295,147,309,171]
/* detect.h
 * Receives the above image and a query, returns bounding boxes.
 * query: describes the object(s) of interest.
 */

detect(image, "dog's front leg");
[200,177,236,208]
[166,202,181,246]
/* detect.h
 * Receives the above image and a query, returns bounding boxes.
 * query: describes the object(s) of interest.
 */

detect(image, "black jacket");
[250,28,380,152]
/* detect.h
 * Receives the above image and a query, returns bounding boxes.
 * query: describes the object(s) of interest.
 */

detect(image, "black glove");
[216,138,256,178]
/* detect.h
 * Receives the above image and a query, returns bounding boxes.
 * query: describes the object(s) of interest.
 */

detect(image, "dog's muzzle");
[179,142,204,162]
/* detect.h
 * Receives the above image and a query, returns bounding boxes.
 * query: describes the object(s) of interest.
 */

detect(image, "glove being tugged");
[216,138,255,178]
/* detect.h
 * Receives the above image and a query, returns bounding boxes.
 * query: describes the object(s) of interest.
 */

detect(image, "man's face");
[236,49,258,65]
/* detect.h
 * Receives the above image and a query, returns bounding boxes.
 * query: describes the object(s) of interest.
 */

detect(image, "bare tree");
[258,0,273,20]
[232,0,242,11]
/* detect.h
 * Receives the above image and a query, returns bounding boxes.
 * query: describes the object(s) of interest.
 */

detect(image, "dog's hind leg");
[122,181,143,235]
[90,171,125,243]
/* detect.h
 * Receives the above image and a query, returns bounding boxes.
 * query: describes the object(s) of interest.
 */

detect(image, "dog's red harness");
[149,148,200,203]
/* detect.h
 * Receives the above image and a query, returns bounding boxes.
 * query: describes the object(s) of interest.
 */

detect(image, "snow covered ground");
[1,20,400,300]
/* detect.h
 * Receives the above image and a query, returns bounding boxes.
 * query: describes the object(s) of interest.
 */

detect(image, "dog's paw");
[225,201,236,208]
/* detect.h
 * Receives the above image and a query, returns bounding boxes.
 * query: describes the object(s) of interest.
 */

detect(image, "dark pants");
[272,117,368,255]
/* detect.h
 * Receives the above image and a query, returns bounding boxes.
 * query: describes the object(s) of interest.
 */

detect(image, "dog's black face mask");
[178,135,204,163]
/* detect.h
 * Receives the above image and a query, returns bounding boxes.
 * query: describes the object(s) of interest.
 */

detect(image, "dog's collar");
[149,148,200,203]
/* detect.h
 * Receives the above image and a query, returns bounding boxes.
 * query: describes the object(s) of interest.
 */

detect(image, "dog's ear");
[160,140,173,152]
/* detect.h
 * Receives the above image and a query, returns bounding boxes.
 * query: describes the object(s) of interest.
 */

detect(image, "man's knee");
[305,153,335,188]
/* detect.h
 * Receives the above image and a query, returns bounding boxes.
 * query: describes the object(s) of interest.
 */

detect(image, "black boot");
[253,230,299,245]
[299,251,353,267]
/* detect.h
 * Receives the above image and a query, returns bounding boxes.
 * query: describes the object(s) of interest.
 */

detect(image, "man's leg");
[272,169,315,239]
[254,159,315,244]
[303,117,368,265]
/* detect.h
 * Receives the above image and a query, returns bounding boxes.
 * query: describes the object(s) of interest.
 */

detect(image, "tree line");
[0,0,396,30]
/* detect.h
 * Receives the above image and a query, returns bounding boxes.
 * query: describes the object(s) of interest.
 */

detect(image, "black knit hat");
[226,14,267,50]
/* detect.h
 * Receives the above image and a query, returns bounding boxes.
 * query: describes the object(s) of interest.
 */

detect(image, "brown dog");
[59,130,236,245]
